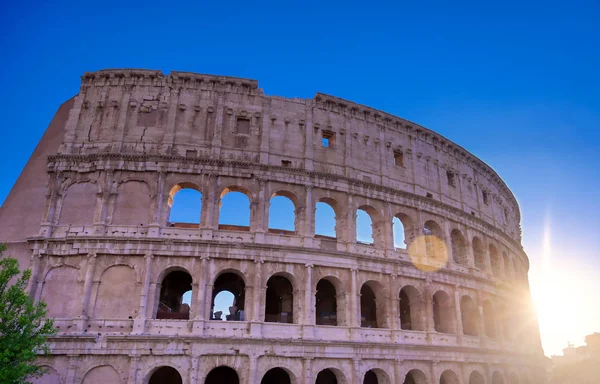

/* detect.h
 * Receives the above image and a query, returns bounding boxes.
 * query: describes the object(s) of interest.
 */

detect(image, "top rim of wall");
[80,68,521,222]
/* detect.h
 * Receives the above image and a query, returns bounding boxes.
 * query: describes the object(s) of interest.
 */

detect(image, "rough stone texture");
[0,69,547,383]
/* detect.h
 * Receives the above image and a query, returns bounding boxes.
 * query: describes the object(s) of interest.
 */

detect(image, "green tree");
[0,244,56,384]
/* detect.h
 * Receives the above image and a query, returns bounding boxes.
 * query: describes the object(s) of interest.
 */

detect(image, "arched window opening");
[261,368,291,384]
[316,369,338,384]
[469,371,486,384]
[364,370,378,384]
[268,193,296,234]
[211,273,245,321]
[450,229,468,266]
[433,291,454,333]
[502,252,510,277]
[149,366,183,384]
[400,286,423,331]
[423,220,445,262]
[157,271,192,320]
[461,295,480,336]
[265,275,294,323]
[440,370,460,384]
[219,188,251,231]
[393,213,413,249]
[360,284,379,328]
[493,372,505,384]
[404,370,427,384]
[490,244,501,276]
[356,208,374,245]
[315,199,337,239]
[483,301,496,338]
[472,237,486,270]
[168,185,202,227]
[316,279,337,326]
[205,366,239,384]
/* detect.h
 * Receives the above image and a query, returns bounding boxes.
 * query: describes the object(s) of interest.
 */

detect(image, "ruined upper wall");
[58,69,521,241]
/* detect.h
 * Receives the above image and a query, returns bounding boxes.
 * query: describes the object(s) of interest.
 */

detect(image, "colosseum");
[0,69,548,384]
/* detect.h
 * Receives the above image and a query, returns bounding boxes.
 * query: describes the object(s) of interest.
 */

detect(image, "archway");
[400,285,424,331]
[205,366,239,384]
[393,213,413,249]
[403,369,427,384]
[268,192,297,233]
[168,184,202,226]
[316,279,337,326]
[472,237,486,270]
[315,198,338,239]
[450,229,468,266]
[364,370,378,384]
[211,272,245,321]
[423,220,445,262]
[461,295,480,336]
[156,270,192,320]
[483,301,496,338]
[265,275,294,323]
[439,370,460,384]
[219,188,251,231]
[433,290,454,333]
[316,369,338,384]
[149,366,182,384]
[493,372,505,384]
[360,283,378,328]
[469,371,486,384]
[261,367,292,384]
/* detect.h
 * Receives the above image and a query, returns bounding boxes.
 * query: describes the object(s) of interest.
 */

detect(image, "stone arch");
[211,269,247,321]
[472,237,486,270]
[146,366,183,384]
[219,185,253,230]
[315,197,341,239]
[492,371,505,384]
[399,285,425,331]
[260,367,295,384]
[469,370,486,384]
[314,274,347,326]
[439,369,460,384]
[205,365,239,384]
[403,369,428,384]
[433,290,455,333]
[393,212,415,249]
[490,244,501,276]
[94,264,141,319]
[30,366,60,384]
[360,280,387,328]
[362,367,392,384]
[41,265,82,318]
[155,267,193,320]
[82,364,121,384]
[315,367,347,384]
[265,272,296,324]
[423,220,446,262]
[461,295,480,336]
[167,182,203,226]
[112,180,152,225]
[450,229,468,266]
[356,204,382,245]
[483,300,497,338]
[315,277,340,326]
[58,181,99,225]
[269,190,299,233]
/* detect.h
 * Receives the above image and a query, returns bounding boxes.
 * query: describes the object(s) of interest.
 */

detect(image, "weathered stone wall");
[0,69,546,383]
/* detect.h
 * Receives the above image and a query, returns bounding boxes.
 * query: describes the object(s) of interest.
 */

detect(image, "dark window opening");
[447,171,456,188]
[394,150,404,167]
[322,130,335,148]
[364,370,379,384]
[400,289,412,330]
[235,117,250,134]
[360,284,378,328]
[482,190,490,205]
[316,369,338,384]
[261,368,291,384]
[149,366,182,384]
[433,291,454,333]
[281,160,292,167]
[316,279,337,326]
[451,229,468,266]
[211,273,245,321]
[461,296,479,336]
[426,192,433,198]
[265,276,294,323]
[205,366,239,384]
[473,237,486,270]
[156,271,192,320]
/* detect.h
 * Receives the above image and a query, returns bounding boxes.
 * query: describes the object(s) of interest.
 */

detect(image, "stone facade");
[0,69,547,384]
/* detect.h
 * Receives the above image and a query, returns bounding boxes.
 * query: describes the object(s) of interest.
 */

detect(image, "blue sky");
[1,0,599,356]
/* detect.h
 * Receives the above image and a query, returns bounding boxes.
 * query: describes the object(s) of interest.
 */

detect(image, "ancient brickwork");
[0,69,547,383]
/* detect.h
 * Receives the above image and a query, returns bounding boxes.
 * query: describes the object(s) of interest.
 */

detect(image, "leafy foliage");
[0,244,57,384]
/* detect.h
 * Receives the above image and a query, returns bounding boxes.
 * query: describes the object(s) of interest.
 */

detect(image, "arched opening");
[400,286,424,331]
[205,366,239,384]
[502,251,510,277]
[261,367,291,384]
[493,372,505,384]
[490,244,501,276]
[439,370,460,384]
[315,198,337,239]
[360,283,379,328]
[450,229,468,266]
[356,207,374,245]
[393,213,413,249]
[265,275,294,323]
[483,300,496,338]
[423,220,445,262]
[149,366,182,384]
[219,188,251,231]
[469,371,486,384]
[461,295,480,336]
[83,365,120,384]
[364,370,378,384]
[211,272,245,321]
[316,279,337,326]
[168,184,202,227]
[472,237,486,270]
[316,369,338,384]
[509,373,520,384]
[268,192,297,234]
[156,270,192,320]
[433,290,454,333]
[403,369,427,384]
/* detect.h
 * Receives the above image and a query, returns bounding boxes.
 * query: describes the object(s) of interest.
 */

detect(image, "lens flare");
[407,235,448,272]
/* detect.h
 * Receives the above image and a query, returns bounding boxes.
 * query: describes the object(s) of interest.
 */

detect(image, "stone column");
[149,171,166,236]
[250,258,264,337]
[26,250,41,298]
[302,357,312,384]
[384,203,395,253]
[189,355,200,384]
[195,256,209,321]
[389,276,400,330]
[345,194,356,244]
[301,185,315,238]
[303,108,314,171]
[126,356,140,384]
[304,264,314,325]
[252,178,267,233]
[211,96,224,156]
[161,89,180,154]
[350,268,359,327]
[64,355,79,384]
[353,358,362,383]
[79,252,97,328]
[454,286,464,345]
[248,355,258,384]
[425,287,435,333]
[133,252,153,334]
[203,258,215,323]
